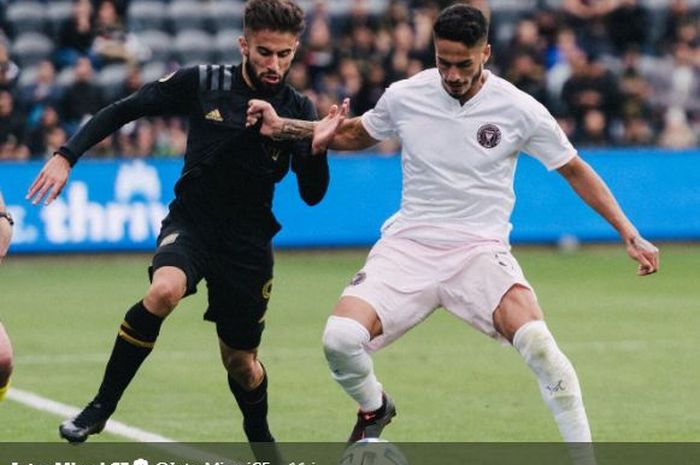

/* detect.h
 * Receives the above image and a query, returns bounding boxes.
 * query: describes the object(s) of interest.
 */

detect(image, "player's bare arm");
[0,192,12,262]
[247,98,349,155]
[26,154,72,206]
[247,98,378,152]
[557,155,659,276]
[329,117,379,151]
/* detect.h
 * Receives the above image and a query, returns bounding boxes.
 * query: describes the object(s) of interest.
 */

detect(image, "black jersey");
[57,64,329,240]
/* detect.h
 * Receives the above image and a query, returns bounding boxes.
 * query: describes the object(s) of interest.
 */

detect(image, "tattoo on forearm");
[272,119,315,141]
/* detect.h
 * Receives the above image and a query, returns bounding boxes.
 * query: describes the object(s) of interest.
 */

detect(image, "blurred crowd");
[0,0,699,161]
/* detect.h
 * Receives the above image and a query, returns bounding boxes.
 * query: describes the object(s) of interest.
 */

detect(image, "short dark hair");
[433,4,489,47]
[244,0,306,36]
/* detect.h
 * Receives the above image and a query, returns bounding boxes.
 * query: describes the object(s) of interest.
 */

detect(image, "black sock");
[94,301,164,407]
[228,367,274,442]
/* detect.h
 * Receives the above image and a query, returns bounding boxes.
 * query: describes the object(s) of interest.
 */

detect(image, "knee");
[223,353,260,390]
[513,320,558,362]
[146,279,184,313]
[322,316,369,359]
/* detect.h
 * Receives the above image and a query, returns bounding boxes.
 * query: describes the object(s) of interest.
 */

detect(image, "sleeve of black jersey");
[290,97,329,206]
[56,68,199,166]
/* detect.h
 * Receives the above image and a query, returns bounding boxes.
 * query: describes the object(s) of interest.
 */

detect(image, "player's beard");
[445,64,483,101]
[244,59,287,97]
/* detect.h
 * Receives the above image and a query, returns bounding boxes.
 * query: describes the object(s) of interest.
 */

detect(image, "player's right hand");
[26,154,71,206]
[625,235,659,276]
[246,99,281,137]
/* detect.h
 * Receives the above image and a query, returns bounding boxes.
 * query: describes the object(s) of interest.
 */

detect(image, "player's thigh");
[205,244,273,352]
[440,247,537,343]
[333,296,384,339]
[341,244,440,352]
[147,218,207,314]
[493,284,543,343]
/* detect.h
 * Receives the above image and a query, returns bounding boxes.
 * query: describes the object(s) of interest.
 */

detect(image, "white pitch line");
[7,388,243,464]
[8,387,176,442]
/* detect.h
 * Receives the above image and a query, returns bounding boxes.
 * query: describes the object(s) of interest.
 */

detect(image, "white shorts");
[341,237,534,351]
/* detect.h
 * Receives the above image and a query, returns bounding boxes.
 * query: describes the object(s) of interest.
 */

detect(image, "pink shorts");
[341,237,533,351]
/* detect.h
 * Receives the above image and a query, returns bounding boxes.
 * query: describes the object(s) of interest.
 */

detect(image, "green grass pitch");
[0,245,698,442]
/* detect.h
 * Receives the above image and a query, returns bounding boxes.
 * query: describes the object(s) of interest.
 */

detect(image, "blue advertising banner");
[1,149,699,253]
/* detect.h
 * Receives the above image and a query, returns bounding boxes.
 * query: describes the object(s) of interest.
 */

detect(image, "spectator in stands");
[574,108,611,146]
[340,0,380,38]
[661,0,696,51]
[561,50,621,139]
[0,91,28,159]
[287,62,311,92]
[161,117,187,157]
[115,65,143,101]
[303,13,336,91]
[658,106,698,149]
[91,0,131,66]
[338,57,363,110]
[619,116,654,146]
[26,105,62,158]
[355,59,388,115]
[44,126,68,160]
[606,0,650,54]
[0,43,19,91]
[561,0,617,56]
[647,41,700,114]
[57,0,96,69]
[61,57,104,129]
[411,1,439,67]
[501,17,546,73]
[20,60,62,127]
[505,51,548,105]
[545,28,580,113]
[385,21,415,81]
[617,48,655,138]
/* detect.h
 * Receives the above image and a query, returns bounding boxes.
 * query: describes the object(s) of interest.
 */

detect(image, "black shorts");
[149,212,274,350]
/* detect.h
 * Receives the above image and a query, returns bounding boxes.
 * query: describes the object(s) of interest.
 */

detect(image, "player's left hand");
[246,99,281,137]
[26,154,72,206]
[311,98,350,155]
[625,235,659,276]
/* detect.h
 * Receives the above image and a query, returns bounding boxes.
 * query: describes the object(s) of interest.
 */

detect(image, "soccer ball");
[338,438,409,465]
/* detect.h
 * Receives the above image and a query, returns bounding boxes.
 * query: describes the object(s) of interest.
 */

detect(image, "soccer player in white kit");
[246,4,659,444]
[0,190,14,401]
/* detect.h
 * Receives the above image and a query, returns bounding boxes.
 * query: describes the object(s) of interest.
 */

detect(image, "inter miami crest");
[477,123,502,148]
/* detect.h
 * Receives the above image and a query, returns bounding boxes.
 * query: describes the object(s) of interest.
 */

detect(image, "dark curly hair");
[433,4,489,47]
[244,0,306,36]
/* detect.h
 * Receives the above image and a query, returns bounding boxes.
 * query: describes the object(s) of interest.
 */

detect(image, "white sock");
[513,320,592,443]
[323,315,383,412]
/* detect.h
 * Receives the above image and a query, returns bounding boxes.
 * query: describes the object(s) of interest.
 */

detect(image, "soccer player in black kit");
[26,0,347,451]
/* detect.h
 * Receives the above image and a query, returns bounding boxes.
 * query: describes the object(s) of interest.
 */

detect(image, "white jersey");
[361,68,577,244]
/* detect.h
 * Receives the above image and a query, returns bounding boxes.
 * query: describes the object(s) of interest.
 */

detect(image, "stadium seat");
[207,1,244,33]
[215,29,243,65]
[135,30,173,63]
[169,0,208,33]
[127,1,168,33]
[174,29,214,66]
[17,64,39,91]
[6,1,48,38]
[55,66,76,90]
[47,1,73,39]
[488,0,539,47]
[10,32,54,67]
